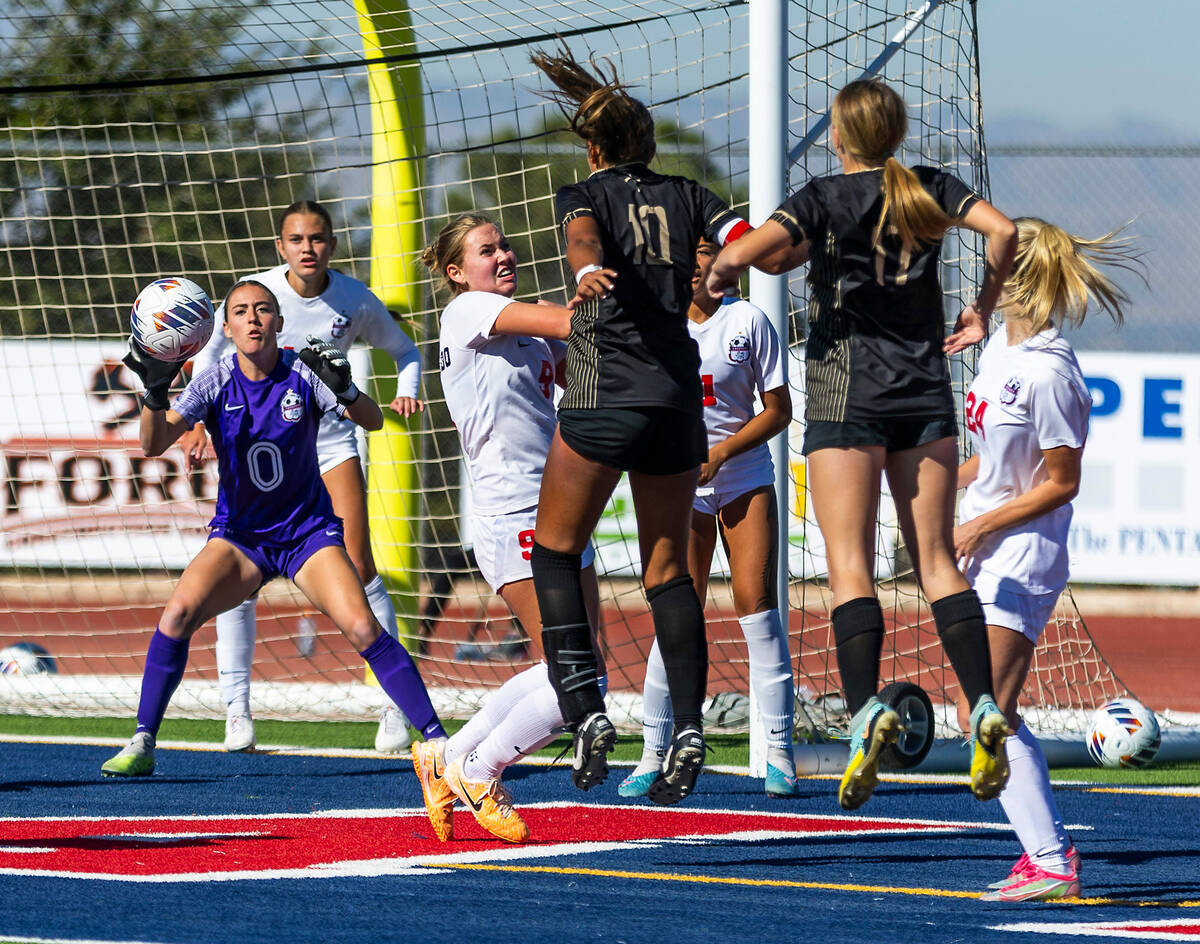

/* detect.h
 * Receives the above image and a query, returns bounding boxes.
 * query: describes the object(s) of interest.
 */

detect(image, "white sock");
[446,663,550,765]
[364,575,400,641]
[462,673,565,781]
[216,596,257,714]
[634,640,674,776]
[741,609,794,752]
[364,575,405,715]
[998,723,1070,874]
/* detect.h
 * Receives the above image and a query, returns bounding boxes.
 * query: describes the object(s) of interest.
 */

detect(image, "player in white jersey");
[955,218,1144,902]
[410,214,604,843]
[621,238,797,799]
[183,200,425,753]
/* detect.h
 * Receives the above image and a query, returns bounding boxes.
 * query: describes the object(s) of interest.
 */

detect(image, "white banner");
[0,341,217,568]
[1071,352,1200,585]
[0,341,370,570]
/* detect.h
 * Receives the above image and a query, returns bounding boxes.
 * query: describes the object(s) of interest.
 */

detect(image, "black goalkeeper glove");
[122,340,186,412]
[299,334,360,405]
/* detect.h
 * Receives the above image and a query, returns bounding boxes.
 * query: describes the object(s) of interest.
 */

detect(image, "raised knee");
[159,599,201,639]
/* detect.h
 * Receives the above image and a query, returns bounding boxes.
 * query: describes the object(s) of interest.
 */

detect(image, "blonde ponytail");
[1004,217,1146,334]
[874,157,953,249]
[832,80,954,250]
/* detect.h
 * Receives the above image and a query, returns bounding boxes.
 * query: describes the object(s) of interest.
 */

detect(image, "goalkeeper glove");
[299,335,360,405]
[122,340,186,412]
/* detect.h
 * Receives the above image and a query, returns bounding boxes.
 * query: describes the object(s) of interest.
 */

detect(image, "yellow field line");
[432,863,1200,907]
[433,862,981,898]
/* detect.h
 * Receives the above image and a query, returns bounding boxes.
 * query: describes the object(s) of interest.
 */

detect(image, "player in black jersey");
[528,47,750,804]
[709,79,1020,811]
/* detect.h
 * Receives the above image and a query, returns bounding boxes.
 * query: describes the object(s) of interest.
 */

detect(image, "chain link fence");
[987,145,1190,353]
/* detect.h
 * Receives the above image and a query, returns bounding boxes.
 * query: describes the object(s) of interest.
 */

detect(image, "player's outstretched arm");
[122,339,191,455]
[139,407,191,457]
[300,335,384,431]
[493,299,573,340]
[706,220,794,298]
[344,391,383,431]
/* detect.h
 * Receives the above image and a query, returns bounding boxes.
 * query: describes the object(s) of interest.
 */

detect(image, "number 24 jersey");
[959,324,1090,594]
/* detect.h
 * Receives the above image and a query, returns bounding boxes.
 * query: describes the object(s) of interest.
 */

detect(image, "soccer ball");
[130,277,215,361]
[1086,697,1161,769]
[0,641,58,676]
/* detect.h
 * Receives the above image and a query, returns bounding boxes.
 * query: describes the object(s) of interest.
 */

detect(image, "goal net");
[0,0,1149,758]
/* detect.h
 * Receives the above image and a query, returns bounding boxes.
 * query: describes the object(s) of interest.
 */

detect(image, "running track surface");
[1,739,1197,944]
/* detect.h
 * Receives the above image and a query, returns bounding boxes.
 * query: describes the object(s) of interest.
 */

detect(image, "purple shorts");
[209,519,345,583]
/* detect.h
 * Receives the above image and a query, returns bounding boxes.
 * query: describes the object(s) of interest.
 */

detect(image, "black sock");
[930,588,993,709]
[647,575,707,730]
[832,597,885,717]
[530,541,604,726]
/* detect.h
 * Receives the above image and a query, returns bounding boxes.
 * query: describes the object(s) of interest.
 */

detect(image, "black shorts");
[558,406,706,475]
[803,416,958,455]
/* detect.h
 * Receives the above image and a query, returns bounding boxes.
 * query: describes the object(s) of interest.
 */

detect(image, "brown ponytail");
[530,45,656,167]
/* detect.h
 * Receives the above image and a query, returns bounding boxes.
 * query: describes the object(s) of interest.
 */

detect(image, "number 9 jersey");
[555,162,746,414]
[172,349,346,545]
[438,290,564,516]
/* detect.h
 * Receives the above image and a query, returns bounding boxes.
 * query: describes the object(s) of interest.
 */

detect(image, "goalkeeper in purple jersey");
[101,279,445,778]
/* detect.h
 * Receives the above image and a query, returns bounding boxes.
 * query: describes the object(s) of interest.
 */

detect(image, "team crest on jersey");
[280,388,303,423]
[727,332,751,364]
[330,312,351,339]
[1000,376,1021,405]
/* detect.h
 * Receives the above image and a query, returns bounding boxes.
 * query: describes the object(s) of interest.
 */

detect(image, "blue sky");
[976,0,1200,141]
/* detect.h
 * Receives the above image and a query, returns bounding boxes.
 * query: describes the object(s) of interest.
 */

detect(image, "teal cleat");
[765,762,800,798]
[969,696,1011,801]
[837,697,900,811]
[617,769,659,798]
[101,731,156,778]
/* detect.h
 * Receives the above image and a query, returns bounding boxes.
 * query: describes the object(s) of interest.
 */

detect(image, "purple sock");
[360,631,445,739]
[135,628,190,736]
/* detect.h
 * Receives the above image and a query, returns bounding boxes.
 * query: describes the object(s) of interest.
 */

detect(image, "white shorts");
[316,413,364,476]
[976,584,1062,644]
[693,454,774,518]
[472,506,596,593]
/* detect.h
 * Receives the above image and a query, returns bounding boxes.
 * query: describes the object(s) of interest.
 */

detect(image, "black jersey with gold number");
[770,166,978,423]
[555,163,743,413]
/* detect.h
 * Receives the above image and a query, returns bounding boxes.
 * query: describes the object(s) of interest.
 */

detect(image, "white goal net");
[0,0,1149,757]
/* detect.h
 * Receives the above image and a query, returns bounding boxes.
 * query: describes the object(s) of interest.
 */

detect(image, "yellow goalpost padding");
[355,0,425,660]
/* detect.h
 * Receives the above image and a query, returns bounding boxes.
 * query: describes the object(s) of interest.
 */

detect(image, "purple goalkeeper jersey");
[172,349,346,545]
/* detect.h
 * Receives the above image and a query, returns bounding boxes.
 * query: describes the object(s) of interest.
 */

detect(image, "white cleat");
[224,712,256,752]
[375,703,412,753]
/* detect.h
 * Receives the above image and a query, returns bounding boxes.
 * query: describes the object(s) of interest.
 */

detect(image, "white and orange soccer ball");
[131,277,215,361]
[1086,697,1161,769]
[0,641,57,676]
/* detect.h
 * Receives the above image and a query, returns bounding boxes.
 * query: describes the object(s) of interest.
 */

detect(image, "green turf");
[4,714,1198,783]
[0,714,754,769]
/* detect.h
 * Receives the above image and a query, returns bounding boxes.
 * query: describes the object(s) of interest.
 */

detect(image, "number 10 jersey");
[555,162,745,413]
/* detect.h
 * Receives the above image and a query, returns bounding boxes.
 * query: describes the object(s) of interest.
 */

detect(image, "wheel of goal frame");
[878,681,935,770]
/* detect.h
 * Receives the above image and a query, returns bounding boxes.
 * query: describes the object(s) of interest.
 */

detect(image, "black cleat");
[571,711,617,791]
[647,725,706,806]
